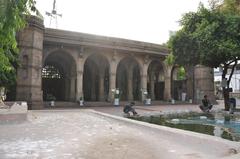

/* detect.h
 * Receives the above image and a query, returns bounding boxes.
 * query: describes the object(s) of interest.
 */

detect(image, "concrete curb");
[0,112,27,124]
[0,102,28,124]
[89,109,240,158]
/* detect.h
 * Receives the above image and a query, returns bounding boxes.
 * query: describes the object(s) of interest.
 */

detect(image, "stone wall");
[16,16,44,109]
[194,65,216,104]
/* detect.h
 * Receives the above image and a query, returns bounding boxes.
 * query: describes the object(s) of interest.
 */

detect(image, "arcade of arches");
[41,51,171,102]
[16,16,215,109]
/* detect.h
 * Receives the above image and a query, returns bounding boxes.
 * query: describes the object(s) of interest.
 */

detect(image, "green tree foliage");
[0,0,37,89]
[164,53,175,66]
[168,30,200,66]
[218,0,240,14]
[177,66,186,80]
[168,0,240,110]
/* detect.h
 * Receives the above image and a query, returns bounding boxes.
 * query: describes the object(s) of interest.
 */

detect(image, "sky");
[36,0,209,44]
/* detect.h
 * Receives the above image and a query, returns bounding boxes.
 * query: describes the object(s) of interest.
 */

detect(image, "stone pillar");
[127,70,133,101]
[108,51,118,102]
[109,73,116,101]
[99,74,105,101]
[141,75,148,101]
[16,16,44,109]
[76,71,83,101]
[194,65,216,104]
[141,64,148,101]
[164,66,172,101]
[76,57,84,101]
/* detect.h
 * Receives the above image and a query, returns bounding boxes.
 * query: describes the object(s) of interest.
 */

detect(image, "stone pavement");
[0,102,240,159]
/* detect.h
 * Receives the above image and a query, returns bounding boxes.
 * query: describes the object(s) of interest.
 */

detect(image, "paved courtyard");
[0,102,240,159]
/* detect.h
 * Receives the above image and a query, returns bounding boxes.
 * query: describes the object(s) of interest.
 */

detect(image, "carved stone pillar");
[141,63,149,101]
[76,55,84,101]
[109,72,116,101]
[141,75,148,101]
[76,71,83,101]
[109,52,117,102]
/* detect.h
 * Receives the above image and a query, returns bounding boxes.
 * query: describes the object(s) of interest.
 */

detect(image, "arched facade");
[16,16,180,109]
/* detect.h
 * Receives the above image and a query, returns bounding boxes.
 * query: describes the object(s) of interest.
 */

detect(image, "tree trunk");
[223,87,230,111]
[222,60,237,111]
[222,64,229,111]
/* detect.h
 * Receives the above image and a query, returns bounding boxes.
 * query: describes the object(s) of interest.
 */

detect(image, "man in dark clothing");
[199,95,213,112]
[123,102,138,116]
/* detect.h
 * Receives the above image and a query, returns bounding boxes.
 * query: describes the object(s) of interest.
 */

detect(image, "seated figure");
[199,95,213,112]
[123,102,138,116]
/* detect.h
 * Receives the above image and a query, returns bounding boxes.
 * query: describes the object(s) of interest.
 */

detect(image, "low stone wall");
[230,92,240,98]
[0,102,28,123]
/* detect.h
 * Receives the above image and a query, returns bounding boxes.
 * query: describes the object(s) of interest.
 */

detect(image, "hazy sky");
[36,0,209,44]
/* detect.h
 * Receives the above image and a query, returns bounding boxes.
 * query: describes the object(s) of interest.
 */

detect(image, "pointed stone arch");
[83,53,110,101]
[147,60,165,100]
[171,66,187,101]
[42,50,77,101]
[116,56,141,101]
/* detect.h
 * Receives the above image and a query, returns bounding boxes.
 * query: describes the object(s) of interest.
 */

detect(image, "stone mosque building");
[15,16,215,109]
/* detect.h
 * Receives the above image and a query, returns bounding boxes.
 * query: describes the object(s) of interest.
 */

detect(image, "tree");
[169,1,240,110]
[163,53,175,100]
[0,0,38,104]
[168,30,200,67]
[217,0,240,14]
[194,3,240,110]
[168,28,200,102]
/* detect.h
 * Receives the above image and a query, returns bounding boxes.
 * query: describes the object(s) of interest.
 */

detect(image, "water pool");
[133,113,240,141]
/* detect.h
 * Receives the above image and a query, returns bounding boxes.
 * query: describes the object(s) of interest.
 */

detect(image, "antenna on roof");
[45,0,62,28]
